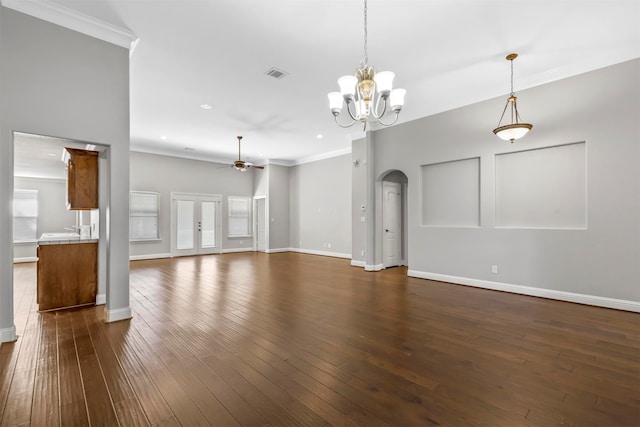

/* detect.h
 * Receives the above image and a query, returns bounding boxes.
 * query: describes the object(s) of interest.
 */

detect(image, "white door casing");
[171,193,222,256]
[383,181,401,268]
[255,197,267,252]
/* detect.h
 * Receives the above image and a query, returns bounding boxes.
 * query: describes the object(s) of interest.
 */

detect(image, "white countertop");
[38,233,98,245]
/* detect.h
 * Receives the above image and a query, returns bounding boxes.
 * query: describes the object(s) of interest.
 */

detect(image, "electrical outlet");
[327,243,331,249]
[360,249,365,256]
[491,265,498,274]
[239,240,243,245]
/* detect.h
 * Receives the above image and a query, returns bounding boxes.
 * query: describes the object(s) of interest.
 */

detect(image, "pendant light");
[493,53,532,142]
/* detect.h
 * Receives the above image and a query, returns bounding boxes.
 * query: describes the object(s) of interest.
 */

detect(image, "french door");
[171,193,221,256]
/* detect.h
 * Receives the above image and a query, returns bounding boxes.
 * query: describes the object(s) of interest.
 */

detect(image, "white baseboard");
[129,253,172,261]
[0,325,17,343]
[103,306,132,323]
[351,260,365,268]
[289,248,351,259]
[222,248,254,254]
[266,248,290,254]
[408,270,640,313]
[365,263,384,271]
[13,257,37,263]
[96,293,106,305]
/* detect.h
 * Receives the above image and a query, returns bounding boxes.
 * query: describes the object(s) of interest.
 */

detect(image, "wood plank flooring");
[2,252,639,426]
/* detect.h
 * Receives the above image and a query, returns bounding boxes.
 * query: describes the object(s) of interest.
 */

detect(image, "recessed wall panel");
[421,158,480,227]
[495,142,586,229]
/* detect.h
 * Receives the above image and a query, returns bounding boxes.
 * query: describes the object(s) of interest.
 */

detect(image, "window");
[228,196,251,237]
[14,189,38,242]
[130,191,160,240]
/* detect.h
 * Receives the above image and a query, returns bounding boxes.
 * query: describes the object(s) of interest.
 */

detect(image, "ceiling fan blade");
[249,165,265,169]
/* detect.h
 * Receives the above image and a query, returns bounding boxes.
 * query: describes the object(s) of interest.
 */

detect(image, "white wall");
[289,154,352,257]
[0,7,131,340]
[129,151,256,258]
[359,59,640,308]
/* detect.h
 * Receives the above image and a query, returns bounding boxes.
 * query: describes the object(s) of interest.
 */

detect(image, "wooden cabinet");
[66,147,98,210]
[37,242,97,311]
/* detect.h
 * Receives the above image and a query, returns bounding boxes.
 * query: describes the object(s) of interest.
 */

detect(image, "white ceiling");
[12,0,640,176]
[14,133,106,180]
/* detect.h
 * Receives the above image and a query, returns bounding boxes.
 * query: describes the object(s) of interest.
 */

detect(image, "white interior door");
[383,181,402,268]
[172,193,221,256]
[255,197,266,252]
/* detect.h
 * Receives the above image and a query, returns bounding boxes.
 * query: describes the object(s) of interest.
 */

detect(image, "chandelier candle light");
[327,0,406,130]
[493,53,533,142]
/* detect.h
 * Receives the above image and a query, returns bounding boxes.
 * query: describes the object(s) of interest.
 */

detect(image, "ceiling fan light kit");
[493,53,533,143]
[230,136,264,172]
[327,0,406,131]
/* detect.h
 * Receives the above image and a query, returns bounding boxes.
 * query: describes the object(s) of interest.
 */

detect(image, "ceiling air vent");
[264,67,288,79]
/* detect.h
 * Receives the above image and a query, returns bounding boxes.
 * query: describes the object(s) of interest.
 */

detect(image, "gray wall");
[267,164,290,251]
[0,7,131,338]
[13,177,76,260]
[253,166,268,197]
[351,138,366,263]
[289,154,352,256]
[129,151,256,257]
[361,59,640,303]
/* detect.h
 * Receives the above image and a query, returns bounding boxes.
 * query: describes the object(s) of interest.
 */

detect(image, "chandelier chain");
[361,0,368,67]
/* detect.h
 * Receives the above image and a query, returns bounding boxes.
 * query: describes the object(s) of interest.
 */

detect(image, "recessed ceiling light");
[200,104,212,110]
[160,135,167,140]
[47,153,57,157]
[316,134,323,139]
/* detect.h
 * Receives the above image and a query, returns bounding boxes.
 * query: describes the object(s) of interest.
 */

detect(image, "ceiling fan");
[227,136,264,172]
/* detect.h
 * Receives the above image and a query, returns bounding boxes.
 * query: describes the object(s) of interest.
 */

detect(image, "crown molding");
[292,147,352,166]
[1,0,138,53]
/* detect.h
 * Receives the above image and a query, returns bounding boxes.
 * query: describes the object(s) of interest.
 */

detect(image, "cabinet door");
[66,148,99,209]
[37,242,97,311]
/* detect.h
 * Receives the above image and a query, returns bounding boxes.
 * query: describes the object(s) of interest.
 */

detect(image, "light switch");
[360,216,365,222]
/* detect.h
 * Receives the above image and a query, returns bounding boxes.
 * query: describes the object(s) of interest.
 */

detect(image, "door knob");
[385,229,389,232]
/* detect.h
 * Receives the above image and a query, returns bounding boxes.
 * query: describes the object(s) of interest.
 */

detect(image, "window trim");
[129,191,160,242]
[13,189,38,243]
[227,195,252,238]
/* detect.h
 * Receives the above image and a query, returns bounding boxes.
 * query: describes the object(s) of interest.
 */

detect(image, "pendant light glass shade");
[494,122,533,141]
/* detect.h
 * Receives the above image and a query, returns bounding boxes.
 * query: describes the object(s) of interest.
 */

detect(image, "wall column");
[364,130,378,271]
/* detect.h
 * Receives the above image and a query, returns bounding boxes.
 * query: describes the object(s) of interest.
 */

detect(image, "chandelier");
[493,53,533,142]
[327,0,406,130]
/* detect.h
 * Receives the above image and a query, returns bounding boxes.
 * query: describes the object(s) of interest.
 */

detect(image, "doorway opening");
[12,131,110,312]
[380,170,408,269]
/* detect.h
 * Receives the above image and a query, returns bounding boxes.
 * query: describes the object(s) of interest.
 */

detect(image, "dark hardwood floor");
[1,252,639,426]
